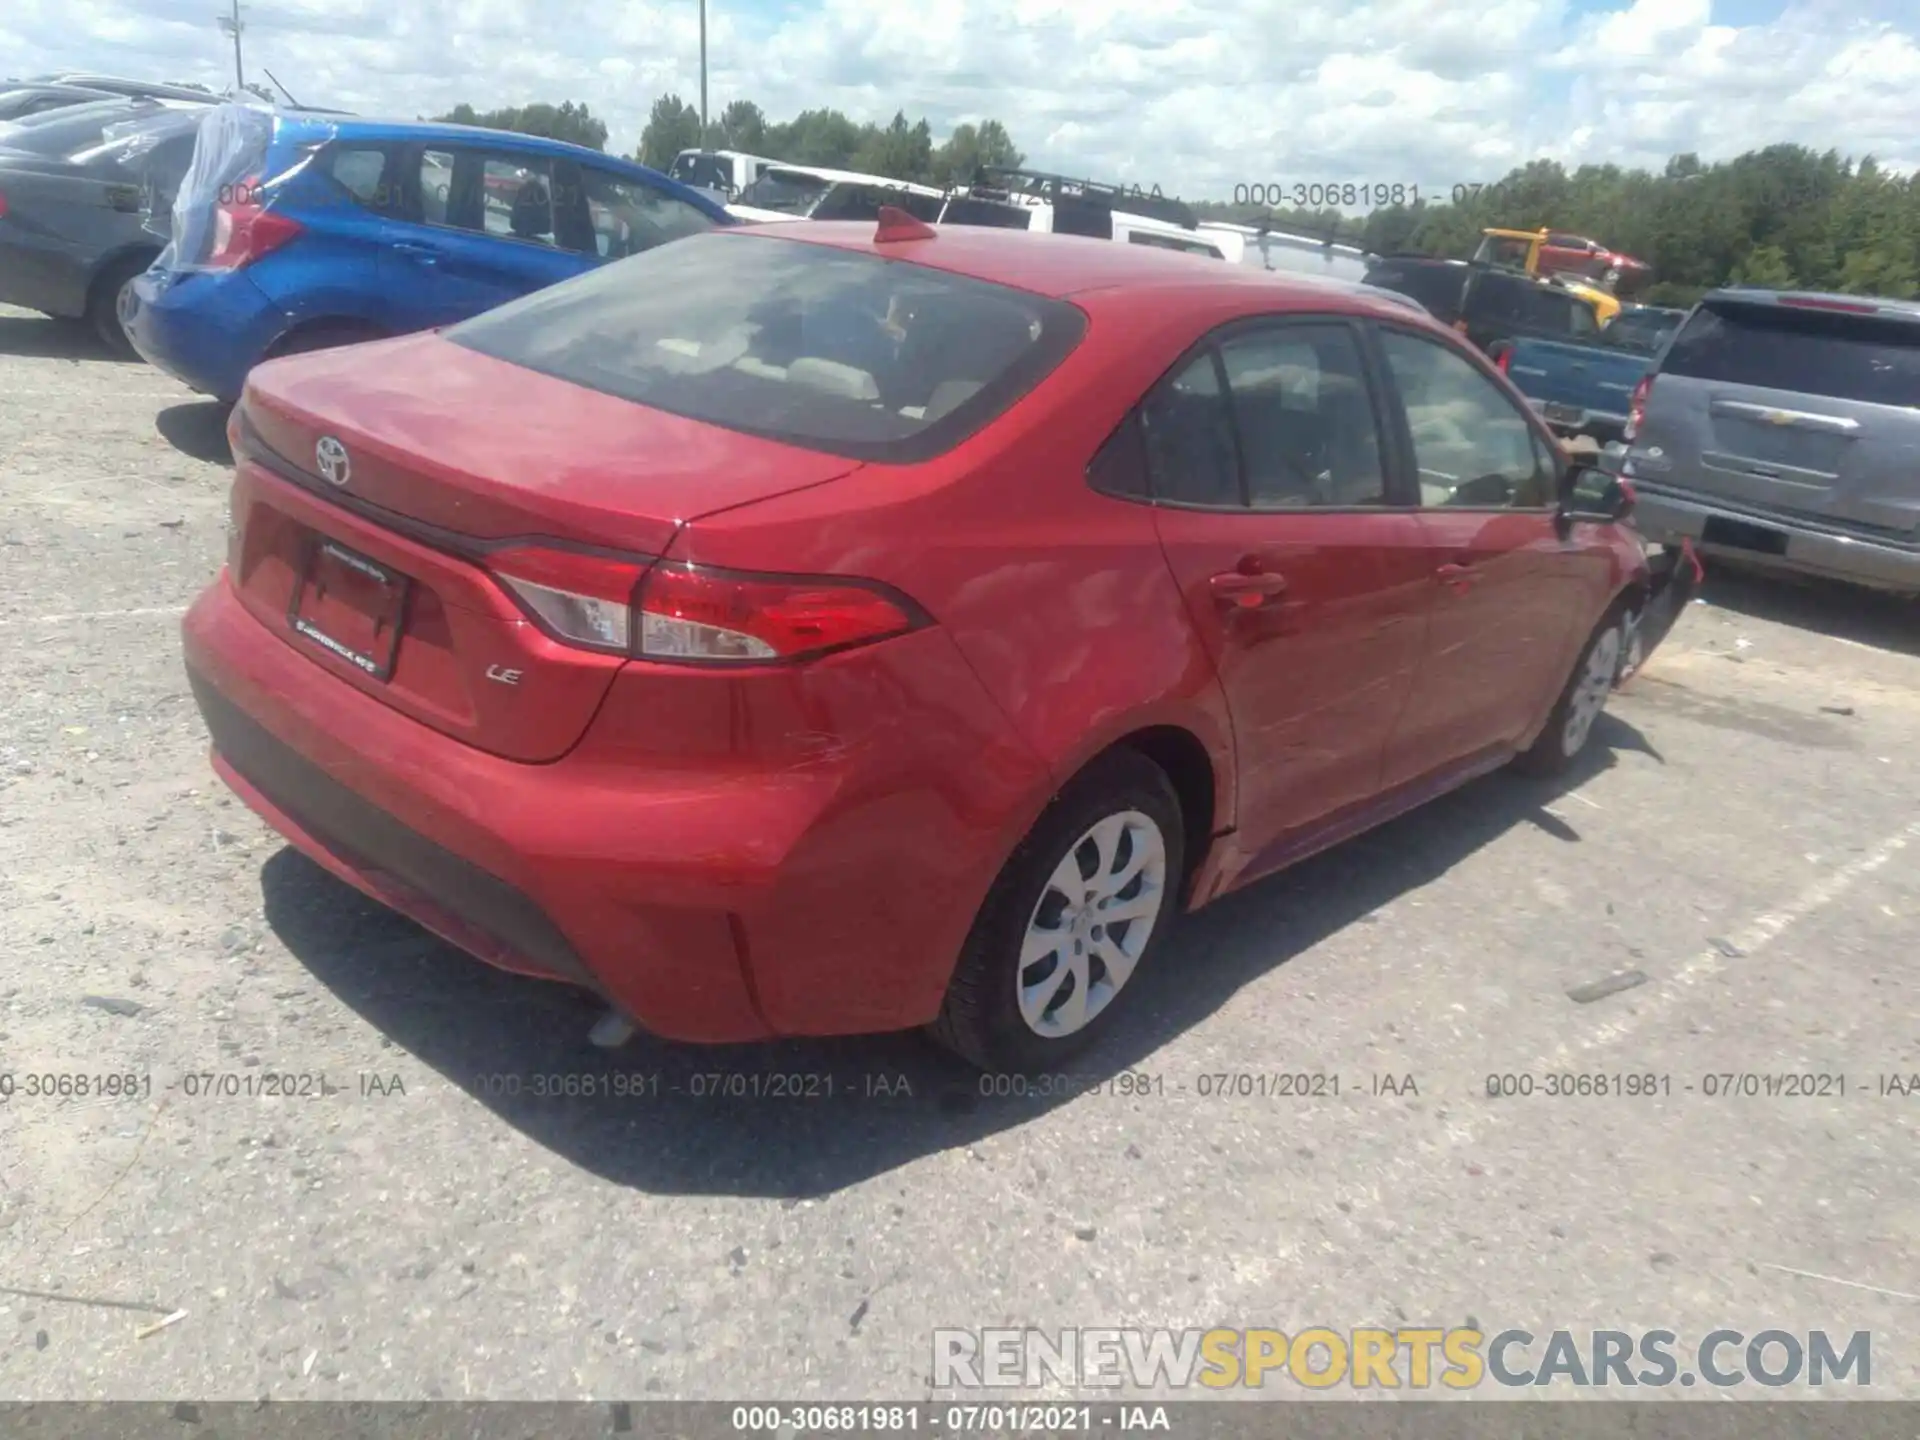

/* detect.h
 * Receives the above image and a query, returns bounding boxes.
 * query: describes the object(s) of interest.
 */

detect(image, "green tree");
[928,119,1024,186]
[636,94,703,169]
[1729,243,1796,289]
[434,100,609,151]
[715,99,767,152]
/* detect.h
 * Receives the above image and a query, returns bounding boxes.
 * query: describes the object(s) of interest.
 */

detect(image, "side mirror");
[1558,463,1636,528]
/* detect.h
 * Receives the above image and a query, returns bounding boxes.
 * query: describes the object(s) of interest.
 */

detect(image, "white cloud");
[3,0,1915,195]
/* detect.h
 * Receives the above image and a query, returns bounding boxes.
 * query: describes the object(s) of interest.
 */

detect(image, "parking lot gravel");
[1,303,1916,1400]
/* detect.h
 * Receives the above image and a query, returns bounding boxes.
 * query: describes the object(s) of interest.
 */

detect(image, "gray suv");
[1621,289,1920,595]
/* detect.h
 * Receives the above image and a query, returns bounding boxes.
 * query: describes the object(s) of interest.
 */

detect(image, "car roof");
[1699,287,1920,321]
[756,161,945,196]
[727,221,1440,320]
[264,110,730,213]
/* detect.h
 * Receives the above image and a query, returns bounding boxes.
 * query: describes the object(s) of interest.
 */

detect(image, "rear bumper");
[182,569,1045,1042]
[1627,483,1920,594]
[0,232,90,317]
[125,268,284,401]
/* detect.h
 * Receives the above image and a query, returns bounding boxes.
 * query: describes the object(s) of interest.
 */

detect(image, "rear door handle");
[1435,562,1479,590]
[1209,568,1289,609]
[393,241,442,265]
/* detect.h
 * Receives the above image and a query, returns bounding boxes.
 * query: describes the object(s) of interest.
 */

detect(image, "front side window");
[1379,330,1552,509]
[447,231,1087,462]
[579,168,715,259]
[1218,325,1388,507]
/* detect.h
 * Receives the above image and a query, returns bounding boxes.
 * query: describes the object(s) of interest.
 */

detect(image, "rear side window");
[1661,301,1920,407]
[321,144,402,215]
[1140,353,1239,505]
[446,231,1089,463]
[1218,325,1388,508]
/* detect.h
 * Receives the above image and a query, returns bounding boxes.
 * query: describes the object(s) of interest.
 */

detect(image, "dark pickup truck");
[1489,305,1688,445]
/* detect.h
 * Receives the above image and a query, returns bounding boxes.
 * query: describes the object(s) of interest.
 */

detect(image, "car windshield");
[736,169,832,214]
[1661,299,1920,406]
[446,230,1088,462]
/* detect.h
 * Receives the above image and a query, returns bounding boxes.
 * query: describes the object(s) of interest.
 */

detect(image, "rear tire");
[1514,610,1626,777]
[929,749,1185,1073]
[87,252,155,356]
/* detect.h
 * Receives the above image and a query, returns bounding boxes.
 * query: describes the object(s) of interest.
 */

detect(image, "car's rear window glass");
[446,230,1089,463]
[1365,263,1464,320]
[1663,301,1920,406]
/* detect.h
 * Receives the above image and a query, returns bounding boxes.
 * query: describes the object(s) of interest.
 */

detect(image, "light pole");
[699,0,709,147]
[215,0,245,93]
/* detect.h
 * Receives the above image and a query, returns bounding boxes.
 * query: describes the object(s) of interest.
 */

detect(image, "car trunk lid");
[228,332,863,761]
[1634,294,1920,539]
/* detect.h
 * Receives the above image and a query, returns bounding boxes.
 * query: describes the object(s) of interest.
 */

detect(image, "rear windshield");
[1603,310,1682,355]
[736,170,830,215]
[941,197,1032,230]
[446,230,1089,463]
[670,152,733,191]
[1364,262,1465,320]
[1662,300,1920,407]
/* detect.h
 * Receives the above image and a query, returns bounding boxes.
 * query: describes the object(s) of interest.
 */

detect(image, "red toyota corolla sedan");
[182,213,1663,1072]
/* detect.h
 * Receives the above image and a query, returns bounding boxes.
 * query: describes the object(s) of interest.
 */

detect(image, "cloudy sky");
[6,0,1918,198]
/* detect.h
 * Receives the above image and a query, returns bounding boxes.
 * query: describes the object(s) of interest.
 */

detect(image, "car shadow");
[155,400,233,464]
[259,712,1651,1199]
[1700,563,1918,659]
[0,314,137,362]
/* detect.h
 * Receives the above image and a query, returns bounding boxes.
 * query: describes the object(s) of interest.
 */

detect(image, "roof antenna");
[262,66,302,108]
[874,205,937,243]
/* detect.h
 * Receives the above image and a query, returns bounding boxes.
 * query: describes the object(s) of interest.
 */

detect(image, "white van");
[726,163,946,224]
[1198,220,1375,283]
[938,175,1231,260]
[666,148,777,201]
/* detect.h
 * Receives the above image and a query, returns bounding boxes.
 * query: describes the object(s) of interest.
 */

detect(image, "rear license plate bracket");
[288,538,410,680]
[1543,402,1582,425]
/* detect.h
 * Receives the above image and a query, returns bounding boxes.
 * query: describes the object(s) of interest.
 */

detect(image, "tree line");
[430,97,1918,303]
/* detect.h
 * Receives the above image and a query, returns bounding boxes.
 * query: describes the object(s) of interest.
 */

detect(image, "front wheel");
[929,749,1185,1072]
[1514,613,1625,776]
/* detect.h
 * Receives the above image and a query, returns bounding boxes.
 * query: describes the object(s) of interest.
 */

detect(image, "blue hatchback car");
[124,109,733,402]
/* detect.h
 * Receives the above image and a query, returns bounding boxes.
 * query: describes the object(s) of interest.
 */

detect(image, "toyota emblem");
[315,435,351,487]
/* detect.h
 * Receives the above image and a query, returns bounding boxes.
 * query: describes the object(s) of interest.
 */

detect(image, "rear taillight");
[485,546,923,664]
[488,546,649,653]
[0,190,9,219]
[1494,347,1513,374]
[1623,375,1652,441]
[206,178,304,269]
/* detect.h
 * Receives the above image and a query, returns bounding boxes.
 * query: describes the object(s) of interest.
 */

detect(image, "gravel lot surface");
[1,303,1916,1402]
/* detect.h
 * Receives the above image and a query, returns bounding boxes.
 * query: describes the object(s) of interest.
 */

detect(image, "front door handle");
[1209,567,1289,609]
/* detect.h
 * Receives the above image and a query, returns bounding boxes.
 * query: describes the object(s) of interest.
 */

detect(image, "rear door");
[380,144,582,328]
[1370,324,1597,786]
[1138,318,1433,867]
[1634,296,1920,537]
